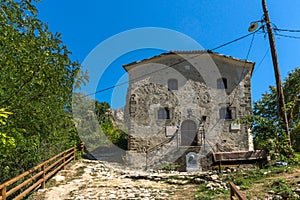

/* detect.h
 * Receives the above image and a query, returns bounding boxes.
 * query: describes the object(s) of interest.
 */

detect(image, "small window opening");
[168,79,178,90]
[158,107,170,119]
[217,78,228,89]
[219,107,235,119]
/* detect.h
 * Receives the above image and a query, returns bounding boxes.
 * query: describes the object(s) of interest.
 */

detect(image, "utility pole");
[262,0,291,146]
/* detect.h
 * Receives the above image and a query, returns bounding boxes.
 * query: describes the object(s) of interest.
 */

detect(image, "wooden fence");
[0,143,84,200]
[229,182,247,200]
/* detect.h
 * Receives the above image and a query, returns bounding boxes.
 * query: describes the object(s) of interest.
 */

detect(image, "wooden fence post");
[81,143,84,154]
[230,185,234,200]
[41,165,46,189]
[229,182,247,200]
[63,151,66,170]
[73,146,76,161]
[1,184,7,200]
[0,146,80,200]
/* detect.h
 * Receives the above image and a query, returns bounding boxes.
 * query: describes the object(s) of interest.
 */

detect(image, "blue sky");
[37,0,300,108]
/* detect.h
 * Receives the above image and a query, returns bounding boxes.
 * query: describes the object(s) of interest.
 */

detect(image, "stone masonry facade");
[123,50,254,170]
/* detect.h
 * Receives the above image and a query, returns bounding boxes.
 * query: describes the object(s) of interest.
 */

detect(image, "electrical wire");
[274,33,300,40]
[84,53,204,97]
[274,28,300,33]
[229,32,256,106]
[252,47,270,76]
[84,30,260,97]
[210,27,261,51]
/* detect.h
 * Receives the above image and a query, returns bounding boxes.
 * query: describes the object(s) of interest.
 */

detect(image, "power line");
[274,28,300,33]
[210,27,261,51]
[229,32,256,106]
[252,47,270,76]
[84,30,259,97]
[85,53,202,97]
[274,33,300,40]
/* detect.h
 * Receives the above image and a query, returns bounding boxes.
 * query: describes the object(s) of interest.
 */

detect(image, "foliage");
[0,0,85,183]
[160,163,180,171]
[101,123,128,150]
[195,183,228,200]
[73,98,128,152]
[95,101,111,125]
[237,115,293,160]
[216,166,298,199]
[0,109,16,156]
[94,101,128,150]
[237,68,300,160]
[292,152,300,164]
[194,166,299,199]
[267,178,295,199]
[0,108,12,125]
[224,168,253,190]
[291,122,300,152]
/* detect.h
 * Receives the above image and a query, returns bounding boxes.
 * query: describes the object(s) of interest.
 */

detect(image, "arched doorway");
[181,120,197,146]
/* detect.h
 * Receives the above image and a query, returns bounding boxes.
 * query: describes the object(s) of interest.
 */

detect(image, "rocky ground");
[30,159,203,200]
[29,159,300,200]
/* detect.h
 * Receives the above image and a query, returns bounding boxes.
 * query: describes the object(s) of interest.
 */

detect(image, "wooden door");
[181,120,197,146]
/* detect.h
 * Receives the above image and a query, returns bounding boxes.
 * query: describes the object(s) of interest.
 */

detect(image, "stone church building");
[123,50,260,171]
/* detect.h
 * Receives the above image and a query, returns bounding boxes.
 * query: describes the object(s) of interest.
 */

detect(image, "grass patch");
[159,163,180,171]
[263,178,296,199]
[194,183,229,200]
[225,166,295,190]
[225,167,265,190]
[194,165,299,199]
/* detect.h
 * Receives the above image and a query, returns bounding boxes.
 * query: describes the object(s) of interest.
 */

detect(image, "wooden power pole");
[262,0,291,146]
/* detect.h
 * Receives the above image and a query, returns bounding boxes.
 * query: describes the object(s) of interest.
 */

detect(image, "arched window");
[168,79,178,90]
[158,107,170,119]
[217,78,227,89]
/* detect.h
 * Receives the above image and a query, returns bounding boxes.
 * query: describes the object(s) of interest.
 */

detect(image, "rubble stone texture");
[32,160,200,200]
[123,51,255,169]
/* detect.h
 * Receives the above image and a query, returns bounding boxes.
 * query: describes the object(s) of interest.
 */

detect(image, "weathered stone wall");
[124,52,254,169]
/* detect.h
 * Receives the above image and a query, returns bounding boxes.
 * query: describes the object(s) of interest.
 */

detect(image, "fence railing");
[145,132,178,169]
[229,182,247,200]
[0,143,84,200]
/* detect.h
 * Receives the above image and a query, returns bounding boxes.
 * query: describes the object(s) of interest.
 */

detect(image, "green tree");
[0,0,84,182]
[95,101,111,125]
[284,68,300,152]
[238,68,300,160]
[0,109,15,156]
[94,101,127,150]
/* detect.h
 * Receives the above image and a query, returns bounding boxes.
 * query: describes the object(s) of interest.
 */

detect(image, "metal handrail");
[145,132,179,169]
[147,132,178,154]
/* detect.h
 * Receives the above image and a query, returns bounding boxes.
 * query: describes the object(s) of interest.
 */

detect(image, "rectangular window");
[219,107,235,119]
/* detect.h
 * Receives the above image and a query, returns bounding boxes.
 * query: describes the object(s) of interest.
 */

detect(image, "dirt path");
[30,159,198,200]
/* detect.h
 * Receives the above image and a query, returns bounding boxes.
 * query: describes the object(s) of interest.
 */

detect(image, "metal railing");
[147,132,178,153]
[145,133,178,169]
[0,143,84,200]
[229,182,247,200]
